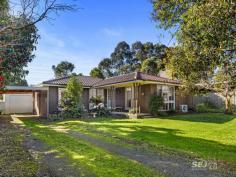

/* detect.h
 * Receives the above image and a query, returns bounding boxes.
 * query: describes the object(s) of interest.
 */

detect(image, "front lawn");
[22,119,162,177]
[51,113,236,166]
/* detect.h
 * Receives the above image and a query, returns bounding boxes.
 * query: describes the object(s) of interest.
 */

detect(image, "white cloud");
[102,28,122,37]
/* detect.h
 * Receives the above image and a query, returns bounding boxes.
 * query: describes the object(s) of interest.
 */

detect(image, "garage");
[0,86,48,116]
[4,94,33,114]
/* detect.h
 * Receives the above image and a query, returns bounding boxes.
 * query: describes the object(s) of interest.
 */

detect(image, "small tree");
[61,76,83,117]
[149,93,164,116]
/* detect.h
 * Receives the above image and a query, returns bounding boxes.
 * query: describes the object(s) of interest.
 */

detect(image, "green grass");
[51,113,236,166]
[0,120,38,177]
[22,119,162,177]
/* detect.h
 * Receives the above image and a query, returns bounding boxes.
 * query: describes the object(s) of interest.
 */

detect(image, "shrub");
[90,107,110,117]
[90,96,102,105]
[129,108,138,114]
[196,103,224,113]
[61,76,83,118]
[167,108,176,114]
[196,103,208,113]
[204,100,217,109]
[149,94,164,116]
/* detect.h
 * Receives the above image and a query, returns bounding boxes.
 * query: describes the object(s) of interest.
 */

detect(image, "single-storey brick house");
[42,72,180,117]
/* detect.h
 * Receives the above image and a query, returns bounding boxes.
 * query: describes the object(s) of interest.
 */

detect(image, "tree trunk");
[225,96,233,114]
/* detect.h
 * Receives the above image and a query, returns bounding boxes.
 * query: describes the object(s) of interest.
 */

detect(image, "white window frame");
[157,85,175,111]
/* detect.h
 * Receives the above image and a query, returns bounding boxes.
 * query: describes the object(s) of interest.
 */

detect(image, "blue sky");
[26,0,173,85]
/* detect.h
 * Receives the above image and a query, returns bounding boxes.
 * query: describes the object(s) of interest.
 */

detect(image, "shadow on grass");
[158,113,236,124]
[58,119,236,167]
[19,117,160,177]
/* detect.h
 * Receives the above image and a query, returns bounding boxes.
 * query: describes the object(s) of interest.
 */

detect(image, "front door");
[125,87,132,110]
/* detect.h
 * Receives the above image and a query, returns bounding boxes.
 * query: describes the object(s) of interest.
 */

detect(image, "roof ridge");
[139,72,177,80]
[104,72,136,80]
[42,75,71,83]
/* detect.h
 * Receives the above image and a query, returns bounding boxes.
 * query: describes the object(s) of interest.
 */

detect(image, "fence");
[176,91,236,110]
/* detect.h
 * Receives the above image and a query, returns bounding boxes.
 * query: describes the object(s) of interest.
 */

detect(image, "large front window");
[157,85,175,111]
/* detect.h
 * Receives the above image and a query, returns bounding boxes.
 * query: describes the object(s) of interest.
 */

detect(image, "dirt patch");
[0,115,83,177]
[0,115,38,177]
[23,134,83,177]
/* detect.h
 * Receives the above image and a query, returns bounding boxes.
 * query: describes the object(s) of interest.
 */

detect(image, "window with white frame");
[157,85,175,111]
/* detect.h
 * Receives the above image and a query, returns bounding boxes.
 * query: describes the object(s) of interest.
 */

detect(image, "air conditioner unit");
[180,105,188,113]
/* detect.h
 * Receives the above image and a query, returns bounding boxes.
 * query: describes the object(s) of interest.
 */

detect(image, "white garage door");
[5,94,33,114]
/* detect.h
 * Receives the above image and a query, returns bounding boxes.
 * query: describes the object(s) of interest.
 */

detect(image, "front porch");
[101,81,176,114]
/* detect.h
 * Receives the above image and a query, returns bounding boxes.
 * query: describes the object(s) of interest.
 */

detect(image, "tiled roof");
[42,72,180,88]
[94,72,180,87]
[42,75,103,87]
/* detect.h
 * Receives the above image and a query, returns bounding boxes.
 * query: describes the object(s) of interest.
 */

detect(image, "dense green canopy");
[152,0,236,113]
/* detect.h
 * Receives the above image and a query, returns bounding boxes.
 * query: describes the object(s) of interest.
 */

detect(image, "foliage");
[141,57,159,75]
[60,76,83,118]
[196,104,208,113]
[90,96,103,105]
[196,103,223,113]
[0,0,75,88]
[149,94,164,116]
[0,16,38,87]
[97,41,167,77]
[90,67,104,79]
[128,108,138,114]
[152,0,236,114]
[167,108,176,114]
[91,107,111,117]
[52,61,75,78]
[23,119,160,177]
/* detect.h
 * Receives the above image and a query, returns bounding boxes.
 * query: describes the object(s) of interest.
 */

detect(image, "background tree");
[97,41,167,77]
[0,0,76,88]
[90,67,104,79]
[152,0,236,113]
[52,61,75,78]
[98,58,113,78]
[141,57,159,75]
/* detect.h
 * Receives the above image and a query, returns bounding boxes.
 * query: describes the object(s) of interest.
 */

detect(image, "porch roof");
[93,72,180,87]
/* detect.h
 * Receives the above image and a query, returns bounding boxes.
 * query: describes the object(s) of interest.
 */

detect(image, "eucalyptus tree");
[152,0,236,113]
